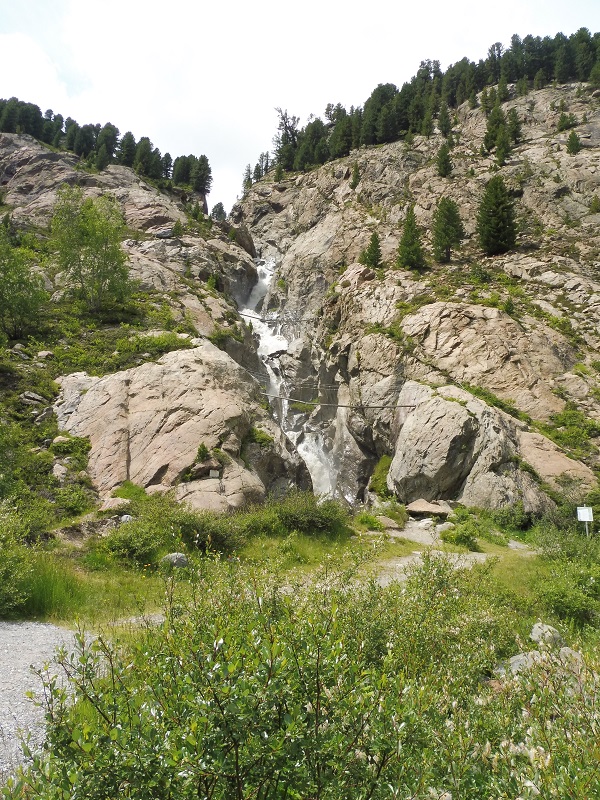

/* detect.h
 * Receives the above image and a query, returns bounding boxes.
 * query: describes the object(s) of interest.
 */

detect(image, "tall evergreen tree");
[133,137,153,176]
[484,104,506,151]
[437,103,451,137]
[497,75,509,102]
[476,175,516,255]
[210,202,226,222]
[436,143,453,177]
[161,153,173,179]
[95,144,110,171]
[421,109,434,138]
[191,155,212,194]
[432,197,465,262]
[242,164,252,193]
[507,108,522,143]
[96,123,119,160]
[397,206,426,270]
[118,132,136,167]
[495,126,512,166]
[359,231,382,269]
[566,130,582,155]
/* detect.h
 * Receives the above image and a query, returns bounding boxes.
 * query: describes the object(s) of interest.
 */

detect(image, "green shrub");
[0,503,32,616]
[354,510,385,531]
[54,485,92,517]
[274,491,349,537]
[369,454,393,498]
[101,520,175,566]
[441,520,480,550]
[196,442,210,461]
[11,557,532,800]
[541,404,600,457]
[112,480,147,501]
[491,501,531,531]
[244,427,274,447]
[535,561,600,626]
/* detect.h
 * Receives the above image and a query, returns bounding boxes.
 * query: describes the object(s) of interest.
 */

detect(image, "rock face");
[54,341,309,511]
[232,82,600,508]
[386,383,594,512]
[5,82,600,514]
[401,302,571,420]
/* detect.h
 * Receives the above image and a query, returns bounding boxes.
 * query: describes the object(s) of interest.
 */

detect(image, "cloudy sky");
[1,1,599,212]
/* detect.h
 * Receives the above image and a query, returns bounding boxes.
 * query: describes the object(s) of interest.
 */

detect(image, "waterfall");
[238,259,336,498]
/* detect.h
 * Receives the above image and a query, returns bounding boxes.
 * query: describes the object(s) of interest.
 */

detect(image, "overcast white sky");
[1,1,600,213]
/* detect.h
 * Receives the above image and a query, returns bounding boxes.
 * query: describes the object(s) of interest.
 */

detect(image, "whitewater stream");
[238,259,337,497]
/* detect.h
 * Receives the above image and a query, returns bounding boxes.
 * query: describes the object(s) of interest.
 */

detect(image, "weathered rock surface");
[232,82,600,508]
[54,342,309,510]
[401,302,572,420]
[5,82,600,514]
[386,382,591,512]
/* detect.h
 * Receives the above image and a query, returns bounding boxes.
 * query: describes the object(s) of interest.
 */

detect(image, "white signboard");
[577,506,594,522]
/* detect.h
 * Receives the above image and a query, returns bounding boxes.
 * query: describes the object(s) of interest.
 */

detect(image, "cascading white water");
[238,259,336,497]
[239,259,288,360]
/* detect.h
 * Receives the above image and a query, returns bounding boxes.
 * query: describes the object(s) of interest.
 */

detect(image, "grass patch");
[462,383,531,422]
[369,454,393,498]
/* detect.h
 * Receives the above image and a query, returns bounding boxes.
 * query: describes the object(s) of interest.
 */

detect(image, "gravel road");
[0,622,75,781]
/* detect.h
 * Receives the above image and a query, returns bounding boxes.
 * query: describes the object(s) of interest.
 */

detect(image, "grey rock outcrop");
[387,382,593,512]
[231,83,600,508]
[54,342,309,511]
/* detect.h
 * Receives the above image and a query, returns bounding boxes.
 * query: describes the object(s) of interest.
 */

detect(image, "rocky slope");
[231,82,600,510]
[0,133,308,509]
[2,82,600,514]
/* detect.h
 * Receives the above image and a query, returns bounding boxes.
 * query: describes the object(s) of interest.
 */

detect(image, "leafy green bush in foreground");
[7,556,600,799]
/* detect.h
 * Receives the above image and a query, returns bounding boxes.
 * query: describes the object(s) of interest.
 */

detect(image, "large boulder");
[386,382,585,513]
[54,342,309,510]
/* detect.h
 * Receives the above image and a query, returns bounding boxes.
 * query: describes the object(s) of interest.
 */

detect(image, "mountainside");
[2,81,600,517]
[232,81,600,510]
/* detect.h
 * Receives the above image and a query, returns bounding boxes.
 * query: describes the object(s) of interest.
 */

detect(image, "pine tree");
[476,175,516,255]
[495,126,511,166]
[484,104,506,151]
[191,155,212,194]
[507,108,522,143]
[533,69,546,90]
[421,109,434,138]
[590,62,600,88]
[210,202,227,222]
[242,165,252,193]
[497,75,509,102]
[432,197,464,262]
[516,78,529,97]
[118,132,136,167]
[95,144,110,171]
[162,153,173,179]
[359,231,382,269]
[566,130,582,155]
[436,143,453,177]
[438,103,451,137]
[397,206,426,270]
[480,88,490,116]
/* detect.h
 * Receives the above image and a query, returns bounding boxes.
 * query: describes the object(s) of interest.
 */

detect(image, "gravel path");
[0,622,75,781]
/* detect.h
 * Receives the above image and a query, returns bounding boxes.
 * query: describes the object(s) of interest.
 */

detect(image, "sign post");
[577,506,594,537]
